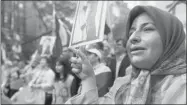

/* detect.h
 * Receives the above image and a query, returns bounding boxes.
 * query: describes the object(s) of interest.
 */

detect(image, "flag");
[58,18,70,47]
[52,15,62,58]
[52,15,70,57]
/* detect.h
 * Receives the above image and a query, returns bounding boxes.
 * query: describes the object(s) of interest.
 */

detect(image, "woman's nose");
[129,32,141,44]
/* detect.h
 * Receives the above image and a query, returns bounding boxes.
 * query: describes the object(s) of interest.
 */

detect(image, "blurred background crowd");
[1,1,186,104]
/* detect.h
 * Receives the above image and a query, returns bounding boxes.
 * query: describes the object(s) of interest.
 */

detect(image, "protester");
[1,64,12,104]
[89,42,106,64]
[85,48,112,97]
[114,38,130,78]
[29,56,55,105]
[100,41,116,86]
[1,64,12,96]
[19,56,40,84]
[61,48,81,96]
[11,56,55,105]
[52,56,75,104]
[1,58,25,98]
[66,5,186,104]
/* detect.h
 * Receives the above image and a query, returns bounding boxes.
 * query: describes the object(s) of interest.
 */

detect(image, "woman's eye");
[143,27,155,32]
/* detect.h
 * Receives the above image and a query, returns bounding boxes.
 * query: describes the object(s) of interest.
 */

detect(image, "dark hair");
[116,38,127,48]
[104,23,111,35]
[95,42,104,51]
[55,56,71,81]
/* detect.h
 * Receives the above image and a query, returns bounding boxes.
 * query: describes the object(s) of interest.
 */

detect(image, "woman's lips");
[130,47,146,54]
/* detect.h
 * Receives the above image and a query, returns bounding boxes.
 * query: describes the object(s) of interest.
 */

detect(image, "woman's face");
[40,58,48,67]
[126,13,163,69]
[55,62,64,73]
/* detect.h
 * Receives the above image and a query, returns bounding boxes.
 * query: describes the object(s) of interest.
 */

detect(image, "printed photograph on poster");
[39,36,56,56]
[69,1,108,48]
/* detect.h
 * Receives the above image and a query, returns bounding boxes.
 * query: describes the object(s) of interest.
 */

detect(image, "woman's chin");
[130,57,151,70]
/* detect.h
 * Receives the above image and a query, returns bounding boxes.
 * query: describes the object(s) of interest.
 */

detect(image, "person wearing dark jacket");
[114,38,130,78]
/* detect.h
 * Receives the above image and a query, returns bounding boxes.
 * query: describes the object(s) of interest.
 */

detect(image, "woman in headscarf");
[66,5,186,104]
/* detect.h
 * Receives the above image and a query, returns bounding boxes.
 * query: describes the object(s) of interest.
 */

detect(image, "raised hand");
[69,47,95,80]
[68,47,97,94]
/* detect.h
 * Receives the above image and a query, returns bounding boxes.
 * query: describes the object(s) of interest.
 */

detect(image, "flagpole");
[69,1,80,47]
[52,1,56,36]
[11,1,15,37]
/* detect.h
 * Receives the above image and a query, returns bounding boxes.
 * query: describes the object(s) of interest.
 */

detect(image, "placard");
[69,1,108,48]
[39,36,56,56]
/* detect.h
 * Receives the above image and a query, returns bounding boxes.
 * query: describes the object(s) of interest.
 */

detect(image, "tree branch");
[167,1,186,13]
[32,1,48,31]
[22,30,52,45]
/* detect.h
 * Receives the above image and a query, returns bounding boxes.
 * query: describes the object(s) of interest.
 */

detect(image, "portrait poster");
[69,1,108,48]
[39,36,56,56]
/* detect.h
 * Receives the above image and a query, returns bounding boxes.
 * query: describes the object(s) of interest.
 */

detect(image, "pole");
[52,1,56,36]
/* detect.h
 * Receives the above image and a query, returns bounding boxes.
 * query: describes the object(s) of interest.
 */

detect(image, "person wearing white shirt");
[27,56,55,105]
[86,48,112,97]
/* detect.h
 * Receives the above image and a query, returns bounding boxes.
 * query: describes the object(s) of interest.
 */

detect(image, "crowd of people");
[66,5,186,104]
[1,25,129,104]
[1,5,186,104]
